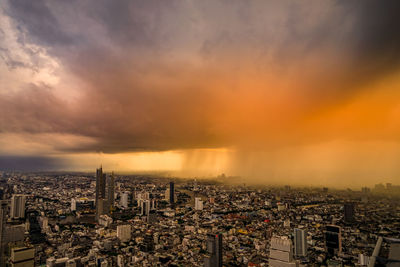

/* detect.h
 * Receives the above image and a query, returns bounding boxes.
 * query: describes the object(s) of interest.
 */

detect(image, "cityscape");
[0,169,399,266]
[1,0,400,266]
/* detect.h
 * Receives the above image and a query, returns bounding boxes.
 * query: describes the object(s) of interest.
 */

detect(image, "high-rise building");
[164,188,170,201]
[195,197,203,211]
[294,228,307,257]
[96,198,107,220]
[117,225,131,243]
[0,200,8,266]
[141,200,150,216]
[96,166,106,200]
[325,225,342,257]
[204,234,222,267]
[269,236,296,267]
[96,167,110,220]
[169,182,174,204]
[344,203,355,224]
[10,194,26,219]
[120,192,129,209]
[107,172,115,212]
[10,246,35,267]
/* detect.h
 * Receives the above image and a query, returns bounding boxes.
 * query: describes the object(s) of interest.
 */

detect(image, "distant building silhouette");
[344,202,355,224]
[169,182,175,204]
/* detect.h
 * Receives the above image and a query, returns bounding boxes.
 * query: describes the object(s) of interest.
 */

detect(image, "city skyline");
[1,1,400,187]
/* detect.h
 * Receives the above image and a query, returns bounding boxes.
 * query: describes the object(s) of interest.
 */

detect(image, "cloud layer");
[1,0,400,183]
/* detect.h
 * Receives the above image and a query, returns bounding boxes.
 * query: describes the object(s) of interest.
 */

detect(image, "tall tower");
[10,194,26,219]
[140,200,150,216]
[108,172,115,212]
[96,166,107,220]
[169,182,174,204]
[344,202,355,224]
[294,228,307,257]
[96,166,106,200]
[204,234,222,267]
[0,200,8,266]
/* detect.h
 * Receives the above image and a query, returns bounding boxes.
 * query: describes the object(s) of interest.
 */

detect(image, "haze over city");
[1,0,400,188]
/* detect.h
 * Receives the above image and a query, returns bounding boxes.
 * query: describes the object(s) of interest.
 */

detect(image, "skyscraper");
[140,200,150,216]
[96,166,107,220]
[96,166,106,200]
[10,194,26,219]
[344,202,355,224]
[325,225,342,257]
[294,228,307,257]
[0,200,8,266]
[204,234,222,267]
[108,172,115,212]
[169,182,174,204]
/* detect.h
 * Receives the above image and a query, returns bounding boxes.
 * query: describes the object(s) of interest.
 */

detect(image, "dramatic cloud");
[1,1,400,185]
[0,155,65,171]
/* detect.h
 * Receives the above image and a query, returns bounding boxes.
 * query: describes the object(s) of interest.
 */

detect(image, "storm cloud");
[1,0,400,183]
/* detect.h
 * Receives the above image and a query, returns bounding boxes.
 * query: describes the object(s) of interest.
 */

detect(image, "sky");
[1,0,400,187]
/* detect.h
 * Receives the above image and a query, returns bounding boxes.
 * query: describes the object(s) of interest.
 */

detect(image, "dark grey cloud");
[0,155,65,171]
[6,0,400,72]
[0,83,73,134]
[5,0,75,46]
[346,0,400,61]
